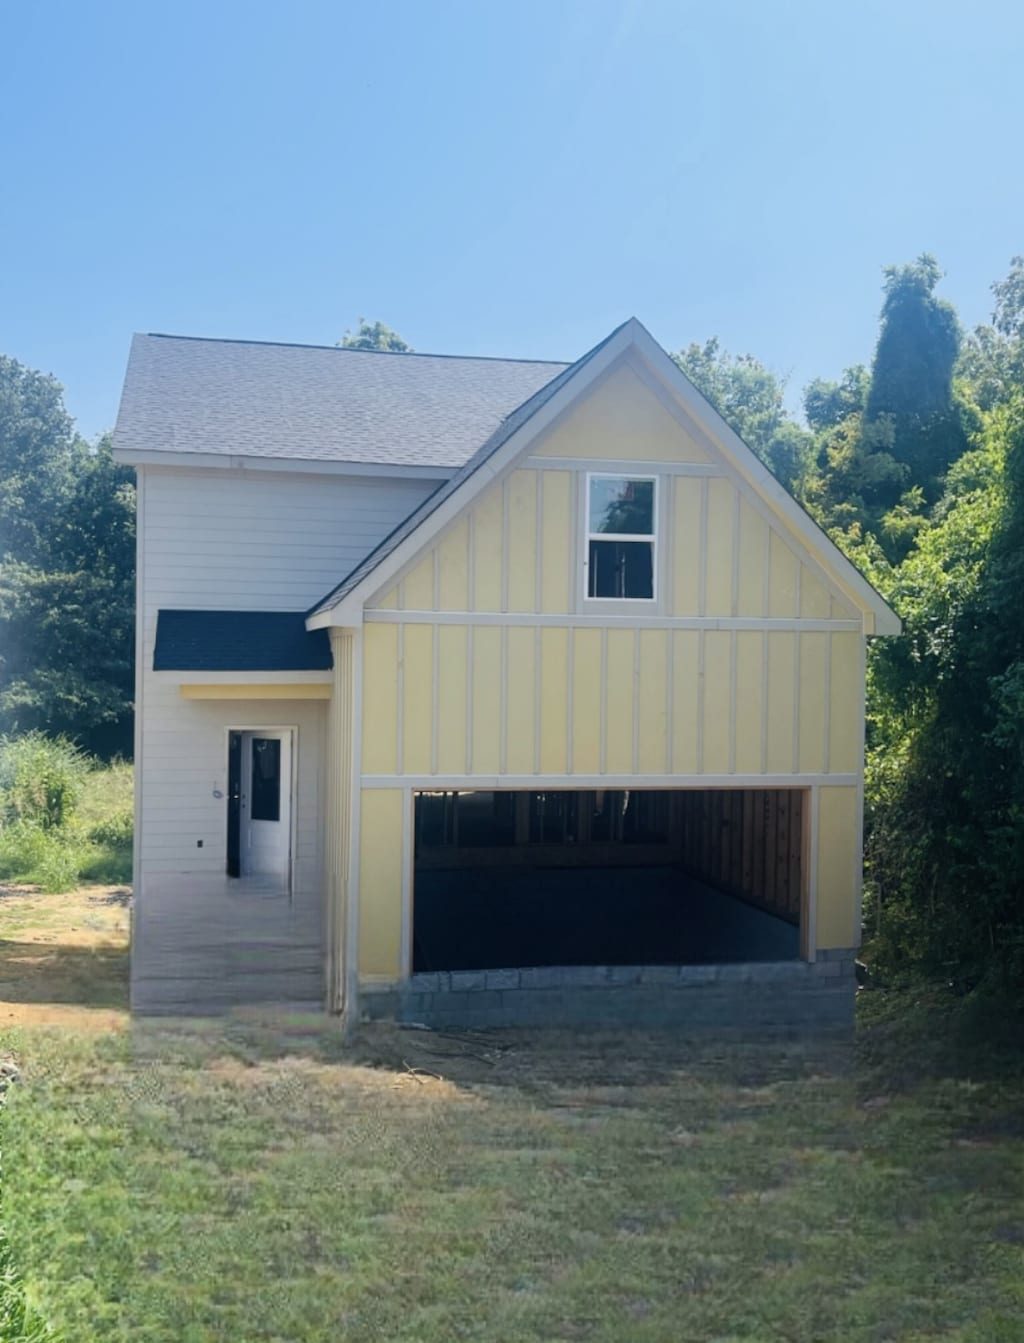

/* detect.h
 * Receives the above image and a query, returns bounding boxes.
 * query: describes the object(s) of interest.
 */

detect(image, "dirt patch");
[0,885,130,1028]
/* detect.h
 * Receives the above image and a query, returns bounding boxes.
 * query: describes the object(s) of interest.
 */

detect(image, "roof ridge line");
[143,332,569,367]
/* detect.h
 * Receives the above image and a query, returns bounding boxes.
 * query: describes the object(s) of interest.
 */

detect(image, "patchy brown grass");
[0,892,1022,1342]
[0,885,129,1030]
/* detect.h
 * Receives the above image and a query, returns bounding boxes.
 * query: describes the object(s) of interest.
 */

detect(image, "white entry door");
[241,730,292,885]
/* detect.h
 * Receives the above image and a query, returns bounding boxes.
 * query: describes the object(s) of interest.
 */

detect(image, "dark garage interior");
[412,788,805,972]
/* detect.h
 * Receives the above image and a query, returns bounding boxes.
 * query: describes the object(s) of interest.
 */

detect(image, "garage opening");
[412,789,805,972]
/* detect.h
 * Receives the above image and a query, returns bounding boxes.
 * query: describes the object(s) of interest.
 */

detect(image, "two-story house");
[112,319,899,1027]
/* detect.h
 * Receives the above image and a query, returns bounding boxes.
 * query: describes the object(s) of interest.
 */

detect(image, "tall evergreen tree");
[865,254,969,495]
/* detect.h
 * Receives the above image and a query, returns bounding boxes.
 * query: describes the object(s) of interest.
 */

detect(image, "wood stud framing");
[678,788,806,926]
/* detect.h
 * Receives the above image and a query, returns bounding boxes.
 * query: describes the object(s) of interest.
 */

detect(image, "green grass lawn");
[1,984,1023,1342]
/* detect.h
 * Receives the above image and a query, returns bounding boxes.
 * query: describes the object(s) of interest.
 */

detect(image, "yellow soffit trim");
[179,683,332,700]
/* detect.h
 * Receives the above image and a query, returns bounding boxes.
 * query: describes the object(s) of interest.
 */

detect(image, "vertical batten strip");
[569,470,580,615]
[501,478,510,613]
[599,628,608,775]
[823,634,833,774]
[465,625,474,775]
[665,625,675,774]
[698,478,709,617]
[499,626,508,774]
[535,471,544,614]
[793,563,803,774]
[762,524,772,617]
[792,632,801,775]
[759,631,768,775]
[664,475,675,614]
[430,625,439,776]
[566,628,575,774]
[696,628,706,774]
[467,510,476,612]
[533,626,542,774]
[396,624,405,776]
[632,629,641,774]
[730,489,740,617]
[728,629,737,774]
[431,548,440,612]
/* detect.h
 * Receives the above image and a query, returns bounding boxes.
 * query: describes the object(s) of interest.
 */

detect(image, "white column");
[325,628,355,1016]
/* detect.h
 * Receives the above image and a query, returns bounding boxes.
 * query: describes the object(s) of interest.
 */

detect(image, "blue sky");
[2,0,1022,439]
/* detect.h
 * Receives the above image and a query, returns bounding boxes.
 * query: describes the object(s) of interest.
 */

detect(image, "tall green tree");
[803,366,869,433]
[337,319,413,352]
[672,338,814,493]
[0,353,135,757]
[866,401,1024,985]
[0,356,85,565]
[959,255,1024,411]
[864,254,970,496]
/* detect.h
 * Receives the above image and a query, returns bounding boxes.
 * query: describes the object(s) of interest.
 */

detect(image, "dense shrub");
[0,733,88,830]
[0,739,132,892]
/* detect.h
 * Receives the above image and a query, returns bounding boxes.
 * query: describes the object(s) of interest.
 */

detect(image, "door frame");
[224,724,298,896]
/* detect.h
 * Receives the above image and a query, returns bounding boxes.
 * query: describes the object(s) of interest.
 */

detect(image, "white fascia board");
[110,446,456,482]
[628,326,902,637]
[307,321,642,629]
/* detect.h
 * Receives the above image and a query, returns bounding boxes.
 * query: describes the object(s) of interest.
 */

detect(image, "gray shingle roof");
[113,333,567,469]
[154,610,332,671]
[308,321,632,617]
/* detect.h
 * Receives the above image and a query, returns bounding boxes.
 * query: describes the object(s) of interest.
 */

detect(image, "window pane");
[250,738,281,821]
[589,477,654,535]
[588,539,654,599]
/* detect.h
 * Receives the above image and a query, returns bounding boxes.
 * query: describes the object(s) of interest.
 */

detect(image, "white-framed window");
[584,473,658,602]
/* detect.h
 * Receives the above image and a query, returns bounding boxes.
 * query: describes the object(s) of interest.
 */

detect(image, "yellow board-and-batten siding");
[356,361,866,980]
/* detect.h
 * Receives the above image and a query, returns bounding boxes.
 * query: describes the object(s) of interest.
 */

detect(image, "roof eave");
[111,445,456,480]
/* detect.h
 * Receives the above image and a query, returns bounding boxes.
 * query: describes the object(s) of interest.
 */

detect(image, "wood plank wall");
[678,790,805,926]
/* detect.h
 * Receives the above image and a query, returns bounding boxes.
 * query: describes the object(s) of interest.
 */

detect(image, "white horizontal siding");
[141,466,438,613]
[134,465,439,999]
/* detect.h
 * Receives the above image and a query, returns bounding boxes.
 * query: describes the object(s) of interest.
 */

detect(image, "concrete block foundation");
[360,950,857,1033]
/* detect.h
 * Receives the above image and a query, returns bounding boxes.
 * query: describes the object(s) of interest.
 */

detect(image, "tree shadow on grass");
[128,986,1024,1104]
[0,939,129,1010]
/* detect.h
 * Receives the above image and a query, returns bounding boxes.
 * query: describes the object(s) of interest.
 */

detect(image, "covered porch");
[132,872,324,1015]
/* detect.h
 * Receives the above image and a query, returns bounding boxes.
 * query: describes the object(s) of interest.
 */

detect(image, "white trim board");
[360,772,859,790]
[363,610,863,633]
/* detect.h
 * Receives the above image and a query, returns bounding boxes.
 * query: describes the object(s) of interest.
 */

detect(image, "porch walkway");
[132,874,324,1015]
